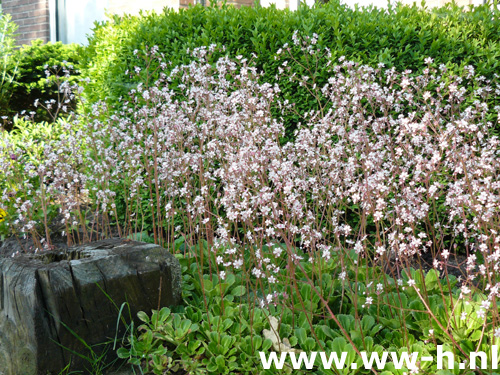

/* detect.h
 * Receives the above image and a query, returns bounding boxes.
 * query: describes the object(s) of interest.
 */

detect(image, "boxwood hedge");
[81,1,500,136]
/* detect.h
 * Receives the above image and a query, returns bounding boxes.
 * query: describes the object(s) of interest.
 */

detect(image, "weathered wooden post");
[0,239,182,375]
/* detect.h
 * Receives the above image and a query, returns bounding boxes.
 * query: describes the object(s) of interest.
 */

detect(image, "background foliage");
[1,2,500,374]
[0,12,18,126]
[0,40,81,129]
[81,0,500,138]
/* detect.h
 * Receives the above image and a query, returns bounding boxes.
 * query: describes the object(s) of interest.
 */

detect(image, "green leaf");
[116,347,130,359]
[231,285,246,297]
[361,315,375,333]
[215,355,226,372]
[303,337,316,352]
[425,269,439,291]
[137,311,150,324]
[262,338,273,352]
[295,327,307,346]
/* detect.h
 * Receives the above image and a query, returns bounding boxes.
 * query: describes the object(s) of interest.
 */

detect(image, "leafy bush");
[1,40,81,130]
[81,0,500,138]
[3,35,500,375]
[117,239,499,374]
[0,13,18,125]
[5,41,499,257]
[0,117,80,241]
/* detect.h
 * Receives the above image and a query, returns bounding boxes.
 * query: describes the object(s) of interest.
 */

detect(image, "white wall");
[56,0,178,45]
[57,0,107,44]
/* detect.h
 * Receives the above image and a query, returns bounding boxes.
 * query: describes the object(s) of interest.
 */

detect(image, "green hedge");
[0,13,18,125]
[1,40,81,129]
[81,1,500,136]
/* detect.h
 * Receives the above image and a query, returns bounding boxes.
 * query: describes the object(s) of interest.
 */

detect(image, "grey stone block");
[0,239,182,375]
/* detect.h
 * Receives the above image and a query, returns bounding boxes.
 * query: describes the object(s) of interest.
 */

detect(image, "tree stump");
[0,238,182,375]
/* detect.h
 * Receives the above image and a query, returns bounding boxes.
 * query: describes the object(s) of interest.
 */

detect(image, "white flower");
[354,241,364,254]
[376,246,386,256]
[477,309,486,319]
[481,300,491,310]
[252,268,263,278]
[362,297,373,308]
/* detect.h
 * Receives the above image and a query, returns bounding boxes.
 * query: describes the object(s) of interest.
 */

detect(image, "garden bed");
[1,2,499,374]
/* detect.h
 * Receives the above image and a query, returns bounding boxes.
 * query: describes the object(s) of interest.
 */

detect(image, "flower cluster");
[1,37,500,341]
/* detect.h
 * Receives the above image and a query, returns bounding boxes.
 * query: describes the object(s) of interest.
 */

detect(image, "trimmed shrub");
[81,1,500,137]
[0,13,18,126]
[1,40,81,129]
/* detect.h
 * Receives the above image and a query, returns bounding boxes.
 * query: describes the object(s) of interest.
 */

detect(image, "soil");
[414,250,469,280]
[383,249,473,288]
[0,212,120,259]
[0,235,69,258]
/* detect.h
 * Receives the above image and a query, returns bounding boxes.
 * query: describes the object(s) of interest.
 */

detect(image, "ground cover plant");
[105,42,500,375]
[1,3,500,374]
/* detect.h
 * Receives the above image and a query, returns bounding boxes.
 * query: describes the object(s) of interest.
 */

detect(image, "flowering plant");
[2,35,500,373]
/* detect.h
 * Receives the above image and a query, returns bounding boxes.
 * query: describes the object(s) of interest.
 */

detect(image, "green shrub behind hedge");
[1,40,81,130]
[81,1,500,137]
[0,13,18,125]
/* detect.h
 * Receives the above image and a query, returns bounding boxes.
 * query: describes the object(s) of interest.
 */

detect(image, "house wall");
[2,0,50,46]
